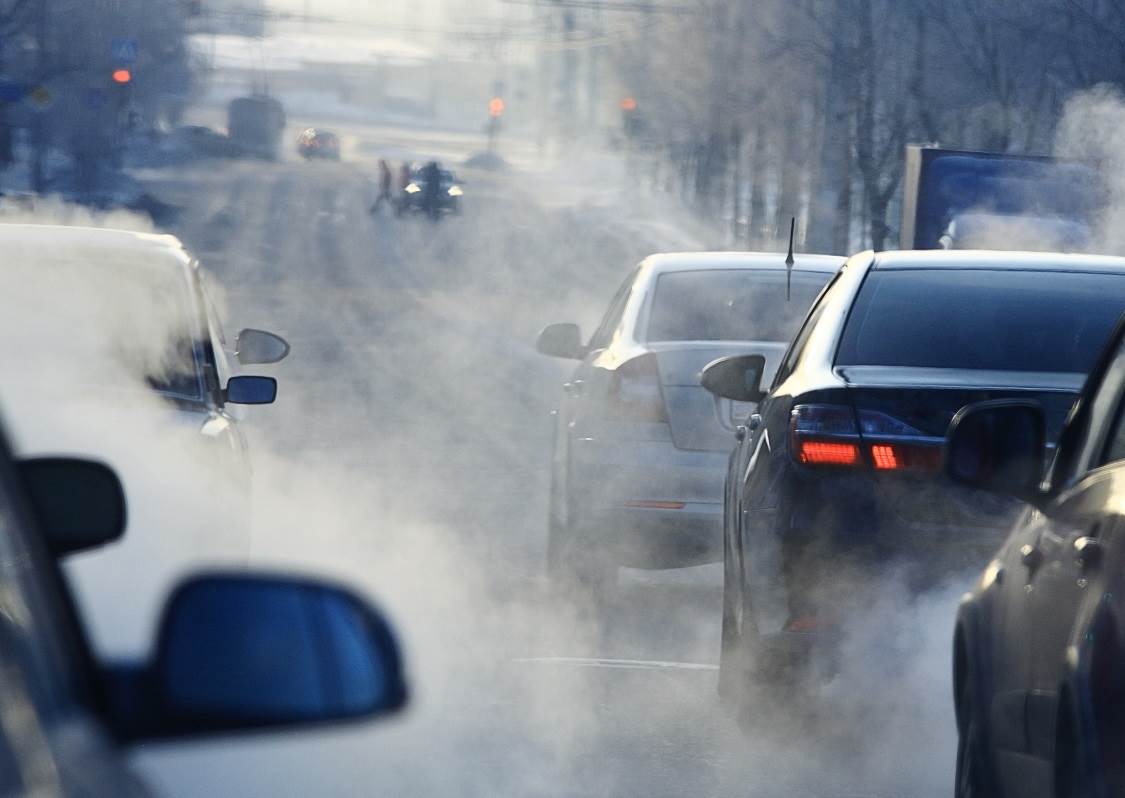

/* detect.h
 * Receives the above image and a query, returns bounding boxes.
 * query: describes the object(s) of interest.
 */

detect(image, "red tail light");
[798,440,861,466]
[605,354,668,423]
[791,404,941,472]
[790,404,861,469]
[870,442,941,472]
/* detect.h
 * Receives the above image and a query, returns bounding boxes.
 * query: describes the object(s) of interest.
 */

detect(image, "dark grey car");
[948,312,1125,798]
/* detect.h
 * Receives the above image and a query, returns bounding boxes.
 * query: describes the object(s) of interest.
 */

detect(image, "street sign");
[111,38,138,64]
[0,81,26,103]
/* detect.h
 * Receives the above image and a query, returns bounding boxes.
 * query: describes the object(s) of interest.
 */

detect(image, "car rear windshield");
[646,269,831,343]
[836,267,1125,372]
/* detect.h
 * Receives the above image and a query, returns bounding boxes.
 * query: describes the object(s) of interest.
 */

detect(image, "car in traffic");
[0,224,290,654]
[398,164,463,217]
[701,250,1125,712]
[537,252,842,594]
[297,128,341,161]
[947,312,1125,798]
[0,413,407,796]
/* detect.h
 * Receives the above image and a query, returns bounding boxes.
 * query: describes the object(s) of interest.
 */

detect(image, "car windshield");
[646,269,831,342]
[0,245,203,400]
[836,267,1125,372]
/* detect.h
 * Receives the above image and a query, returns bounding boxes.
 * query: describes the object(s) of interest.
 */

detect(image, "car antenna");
[785,217,796,301]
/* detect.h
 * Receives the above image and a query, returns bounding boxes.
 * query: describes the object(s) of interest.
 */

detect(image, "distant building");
[187,0,267,37]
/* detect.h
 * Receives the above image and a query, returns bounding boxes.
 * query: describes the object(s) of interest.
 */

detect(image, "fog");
[5,2,1113,795]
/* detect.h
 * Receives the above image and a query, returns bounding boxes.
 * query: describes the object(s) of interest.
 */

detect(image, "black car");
[947,312,1125,798]
[701,250,1125,712]
[0,419,407,795]
[399,165,462,217]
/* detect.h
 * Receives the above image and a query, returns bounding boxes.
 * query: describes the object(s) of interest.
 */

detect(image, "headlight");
[405,184,421,194]
[448,186,463,197]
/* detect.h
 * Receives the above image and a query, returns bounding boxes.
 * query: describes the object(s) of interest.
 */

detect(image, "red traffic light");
[112,69,132,84]
[620,97,638,111]
[488,97,505,118]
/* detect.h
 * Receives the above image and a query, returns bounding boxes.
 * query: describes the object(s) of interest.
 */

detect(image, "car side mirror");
[236,328,290,365]
[536,323,585,360]
[225,375,277,405]
[945,400,1046,503]
[17,458,126,556]
[107,573,408,741]
[700,355,767,403]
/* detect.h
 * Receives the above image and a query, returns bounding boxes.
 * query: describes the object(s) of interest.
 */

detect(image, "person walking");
[370,159,393,214]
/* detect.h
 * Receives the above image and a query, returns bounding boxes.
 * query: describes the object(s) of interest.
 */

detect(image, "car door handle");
[1020,543,1043,570]
[1074,536,1103,569]
[563,380,586,395]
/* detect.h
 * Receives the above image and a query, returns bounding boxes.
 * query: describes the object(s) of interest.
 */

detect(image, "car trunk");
[837,365,1082,535]
[654,342,788,451]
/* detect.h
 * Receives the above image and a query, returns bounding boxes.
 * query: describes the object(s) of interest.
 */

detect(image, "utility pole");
[31,0,47,193]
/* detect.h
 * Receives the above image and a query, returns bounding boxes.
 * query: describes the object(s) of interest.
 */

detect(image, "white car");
[0,223,289,654]
[538,252,843,593]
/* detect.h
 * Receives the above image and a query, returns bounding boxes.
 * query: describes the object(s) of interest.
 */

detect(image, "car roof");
[0,223,189,263]
[641,251,844,276]
[871,249,1125,272]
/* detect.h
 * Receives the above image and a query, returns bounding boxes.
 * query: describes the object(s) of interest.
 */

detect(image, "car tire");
[955,668,997,798]
[718,529,747,702]
[547,483,615,602]
[1055,690,1094,798]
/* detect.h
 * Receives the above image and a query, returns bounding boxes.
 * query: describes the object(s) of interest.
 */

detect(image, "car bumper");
[569,436,727,568]
[744,469,1021,638]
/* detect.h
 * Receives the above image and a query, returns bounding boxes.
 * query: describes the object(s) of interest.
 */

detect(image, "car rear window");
[646,269,831,343]
[836,268,1125,373]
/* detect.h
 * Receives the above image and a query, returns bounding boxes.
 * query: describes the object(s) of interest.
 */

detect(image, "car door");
[735,270,844,636]
[1020,335,1125,765]
[556,271,638,468]
[1018,328,1125,767]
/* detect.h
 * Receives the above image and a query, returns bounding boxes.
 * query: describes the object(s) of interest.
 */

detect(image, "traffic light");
[112,69,132,84]
[488,97,505,118]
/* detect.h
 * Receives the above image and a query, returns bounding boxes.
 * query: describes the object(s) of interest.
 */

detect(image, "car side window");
[772,270,843,389]
[1095,339,1125,467]
[0,463,77,793]
[587,270,637,351]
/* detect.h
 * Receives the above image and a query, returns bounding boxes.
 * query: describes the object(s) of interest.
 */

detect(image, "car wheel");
[1055,691,1093,798]
[546,485,614,602]
[955,672,996,798]
[718,527,747,702]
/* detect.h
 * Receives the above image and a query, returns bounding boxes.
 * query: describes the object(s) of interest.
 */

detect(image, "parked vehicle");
[947,311,1125,798]
[0,415,406,796]
[538,252,841,594]
[900,144,1101,251]
[701,249,1125,713]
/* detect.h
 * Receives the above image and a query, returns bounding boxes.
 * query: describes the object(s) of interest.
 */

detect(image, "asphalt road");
[124,122,960,797]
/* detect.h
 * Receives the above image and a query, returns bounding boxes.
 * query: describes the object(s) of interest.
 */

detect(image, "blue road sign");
[111,38,138,64]
[0,81,27,102]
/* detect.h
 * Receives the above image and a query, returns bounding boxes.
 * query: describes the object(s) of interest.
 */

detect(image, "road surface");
[122,120,959,797]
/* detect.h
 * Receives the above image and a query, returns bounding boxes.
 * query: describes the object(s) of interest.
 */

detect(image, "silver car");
[538,252,842,592]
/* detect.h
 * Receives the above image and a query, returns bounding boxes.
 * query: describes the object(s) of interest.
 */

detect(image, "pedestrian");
[394,161,413,216]
[369,159,393,214]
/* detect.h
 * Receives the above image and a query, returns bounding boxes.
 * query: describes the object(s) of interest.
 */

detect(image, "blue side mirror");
[120,573,407,739]
[225,375,276,405]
